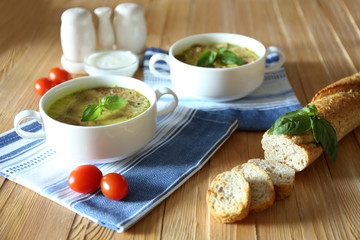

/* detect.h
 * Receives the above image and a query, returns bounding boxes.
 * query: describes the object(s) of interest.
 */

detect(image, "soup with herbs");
[175,43,259,68]
[47,87,150,126]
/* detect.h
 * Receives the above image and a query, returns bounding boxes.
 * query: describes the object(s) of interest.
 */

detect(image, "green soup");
[47,87,150,126]
[175,42,259,68]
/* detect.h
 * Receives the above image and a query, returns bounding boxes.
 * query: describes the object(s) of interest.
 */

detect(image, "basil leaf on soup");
[197,50,217,67]
[311,116,338,162]
[268,110,311,135]
[81,104,103,122]
[217,47,227,54]
[101,95,127,110]
[219,50,245,66]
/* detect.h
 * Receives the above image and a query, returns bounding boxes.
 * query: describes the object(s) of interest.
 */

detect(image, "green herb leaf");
[81,104,102,122]
[217,47,227,54]
[80,95,127,122]
[219,50,245,66]
[303,104,317,116]
[100,95,127,110]
[268,104,338,162]
[268,110,311,135]
[197,50,217,67]
[311,116,338,162]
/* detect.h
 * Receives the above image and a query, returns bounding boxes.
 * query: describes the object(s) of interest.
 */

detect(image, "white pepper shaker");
[113,3,147,58]
[60,8,96,73]
[94,7,115,50]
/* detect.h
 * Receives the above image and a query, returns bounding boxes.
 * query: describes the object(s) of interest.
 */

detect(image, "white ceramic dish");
[14,76,178,163]
[84,50,139,77]
[149,33,285,102]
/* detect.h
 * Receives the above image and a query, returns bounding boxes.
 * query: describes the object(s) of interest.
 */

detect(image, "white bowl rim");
[84,50,139,71]
[40,75,156,129]
[169,32,267,71]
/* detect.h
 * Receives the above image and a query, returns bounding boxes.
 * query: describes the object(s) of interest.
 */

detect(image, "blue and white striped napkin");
[0,106,237,232]
[144,48,303,130]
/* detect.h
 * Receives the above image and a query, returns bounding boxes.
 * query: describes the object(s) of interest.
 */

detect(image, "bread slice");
[206,170,250,223]
[248,158,295,200]
[232,163,275,212]
[262,72,360,171]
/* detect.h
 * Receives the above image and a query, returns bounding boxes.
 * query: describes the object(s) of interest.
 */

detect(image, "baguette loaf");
[248,158,295,200]
[262,72,360,171]
[232,163,275,212]
[206,170,250,223]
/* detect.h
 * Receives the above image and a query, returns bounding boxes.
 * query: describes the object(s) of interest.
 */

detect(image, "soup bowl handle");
[154,87,178,117]
[14,110,46,139]
[264,46,285,73]
[149,53,171,79]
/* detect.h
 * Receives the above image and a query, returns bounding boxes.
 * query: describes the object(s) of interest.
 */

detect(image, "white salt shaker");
[94,7,115,50]
[60,8,96,74]
[113,3,147,60]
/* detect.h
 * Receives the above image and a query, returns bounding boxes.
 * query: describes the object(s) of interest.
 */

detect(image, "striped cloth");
[0,106,237,232]
[144,48,303,130]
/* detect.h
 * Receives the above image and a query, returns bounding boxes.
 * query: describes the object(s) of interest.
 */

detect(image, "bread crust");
[232,163,275,212]
[206,171,251,223]
[262,72,360,171]
[274,183,294,200]
[248,159,295,200]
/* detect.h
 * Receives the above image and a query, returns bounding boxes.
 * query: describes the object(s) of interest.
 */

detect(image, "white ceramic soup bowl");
[14,76,178,163]
[149,33,285,101]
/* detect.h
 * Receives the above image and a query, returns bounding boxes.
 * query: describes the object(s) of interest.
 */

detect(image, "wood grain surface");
[0,0,359,239]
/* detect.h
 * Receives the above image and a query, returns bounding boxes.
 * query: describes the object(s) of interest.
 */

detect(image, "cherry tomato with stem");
[34,77,54,96]
[100,173,129,200]
[68,165,103,193]
[48,67,72,85]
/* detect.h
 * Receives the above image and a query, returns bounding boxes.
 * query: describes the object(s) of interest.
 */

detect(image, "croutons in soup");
[175,42,259,68]
[47,87,150,126]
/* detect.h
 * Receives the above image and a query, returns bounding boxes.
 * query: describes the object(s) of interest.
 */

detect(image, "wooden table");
[1,0,359,239]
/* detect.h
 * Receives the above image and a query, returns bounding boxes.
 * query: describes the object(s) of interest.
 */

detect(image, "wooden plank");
[160,0,192,48]
[325,134,360,239]
[317,0,360,70]
[16,195,75,240]
[128,202,165,240]
[145,0,172,48]
[294,157,354,240]
[162,168,209,240]
[274,0,332,102]
[0,185,73,239]
[342,0,360,34]
[296,0,357,80]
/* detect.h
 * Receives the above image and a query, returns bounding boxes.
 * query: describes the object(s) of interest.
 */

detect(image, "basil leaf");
[219,50,245,66]
[303,104,317,116]
[197,50,217,67]
[268,110,311,135]
[217,47,227,54]
[311,116,338,162]
[81,104,102,122]
[101,95,127,110]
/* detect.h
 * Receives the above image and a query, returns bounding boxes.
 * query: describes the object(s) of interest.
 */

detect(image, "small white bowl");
[149,33,285,102]
[84,50,139,77]
[14,76,178,163]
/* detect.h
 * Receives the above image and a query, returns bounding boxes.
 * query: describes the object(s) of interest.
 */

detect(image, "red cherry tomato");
[68,165,103,193]
[48,67,72,85]
[34,77,54,96]
[100,173,129,200]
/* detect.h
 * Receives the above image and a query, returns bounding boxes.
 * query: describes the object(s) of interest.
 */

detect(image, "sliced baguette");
[248,158,295,200]
[206,170,251,223]
[262,72,360,171]
[232,163,275,212]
